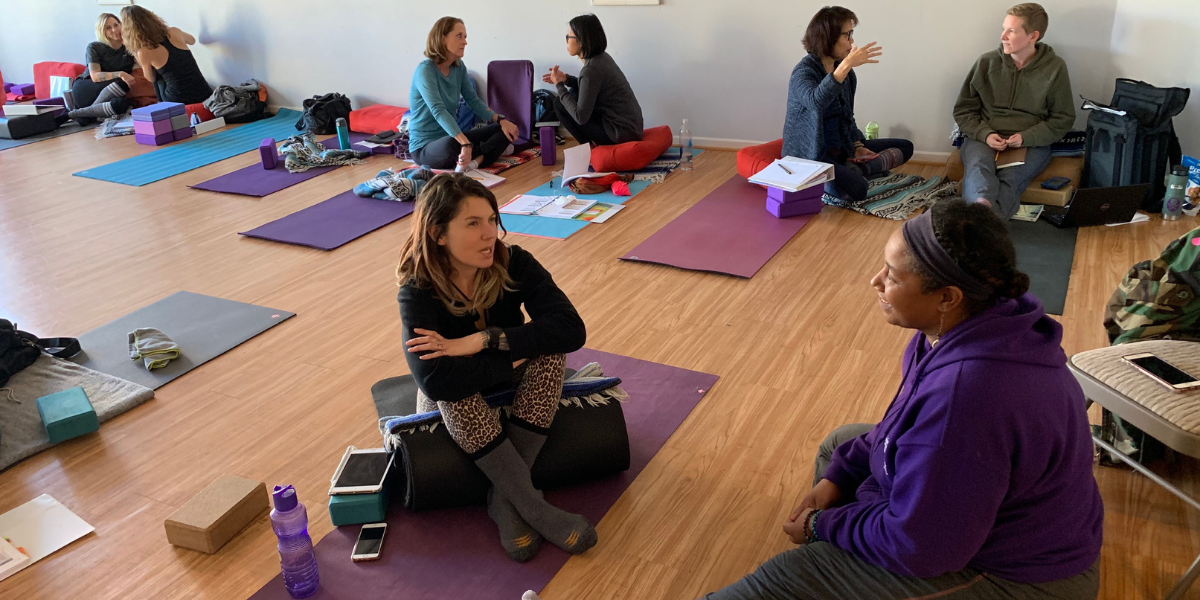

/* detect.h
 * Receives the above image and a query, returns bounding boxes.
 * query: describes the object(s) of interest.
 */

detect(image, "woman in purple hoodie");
[704,200,1104,599]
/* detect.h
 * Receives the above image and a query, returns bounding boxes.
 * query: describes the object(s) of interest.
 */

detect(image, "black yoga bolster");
[372,375,631,512]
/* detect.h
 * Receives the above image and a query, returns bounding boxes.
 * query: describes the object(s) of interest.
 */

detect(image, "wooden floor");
[0,125,1197,600]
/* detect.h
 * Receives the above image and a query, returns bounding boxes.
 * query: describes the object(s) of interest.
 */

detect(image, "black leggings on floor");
[411,123,510,170]
[70,77,130,113]
[823,138,914,203]
[551,94,614,146]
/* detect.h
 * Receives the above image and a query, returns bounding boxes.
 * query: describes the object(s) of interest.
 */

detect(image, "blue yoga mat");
[501,178,652,240]
[73,108,303,186]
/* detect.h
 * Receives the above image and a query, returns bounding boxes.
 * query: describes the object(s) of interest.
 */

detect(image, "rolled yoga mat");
[1009,219,1078,316]
[0,120,99,151]
[238,190,415,250]
[72,291,295,390]
[621,175,816,278]
[249,348,718,600]
[376,374,631,511]
[73,108,303,186]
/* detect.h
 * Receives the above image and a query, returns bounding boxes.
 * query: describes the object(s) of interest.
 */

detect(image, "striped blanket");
[823,173,958,221]
[477,147,542,175]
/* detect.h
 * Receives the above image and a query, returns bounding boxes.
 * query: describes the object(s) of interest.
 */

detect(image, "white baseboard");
[911,150,951,163]
[679,136,950,164]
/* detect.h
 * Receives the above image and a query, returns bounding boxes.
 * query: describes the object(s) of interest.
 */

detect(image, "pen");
[780,164,794,175]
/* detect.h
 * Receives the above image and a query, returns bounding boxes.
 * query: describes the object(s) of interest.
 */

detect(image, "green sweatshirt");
[953,43,1075,148]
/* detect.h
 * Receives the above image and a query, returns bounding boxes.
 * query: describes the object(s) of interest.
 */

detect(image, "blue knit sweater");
[782,53,865,161]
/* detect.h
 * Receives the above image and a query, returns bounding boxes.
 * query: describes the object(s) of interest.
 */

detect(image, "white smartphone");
[329,447,392,495]
[351,523,387,562]
[1122,353,1200,391]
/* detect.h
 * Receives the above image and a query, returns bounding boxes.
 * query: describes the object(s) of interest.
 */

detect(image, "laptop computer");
[1042,183,1151,228]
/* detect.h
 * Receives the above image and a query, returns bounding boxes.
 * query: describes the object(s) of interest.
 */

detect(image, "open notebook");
[748,157,834,192]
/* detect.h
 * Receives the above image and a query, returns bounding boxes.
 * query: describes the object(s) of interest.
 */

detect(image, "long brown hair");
[396,174,513,316]
[424,17,464,66]
[120,5,169,55]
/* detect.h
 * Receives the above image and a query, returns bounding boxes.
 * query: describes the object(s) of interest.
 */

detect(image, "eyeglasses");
[566,35,577,42]
[840,30,855,40]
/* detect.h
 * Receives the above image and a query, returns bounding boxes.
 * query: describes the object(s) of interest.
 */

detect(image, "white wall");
[1,0,1188,158]
[1108,0,1200,155]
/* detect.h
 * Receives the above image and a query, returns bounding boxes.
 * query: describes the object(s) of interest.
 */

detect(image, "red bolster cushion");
[349,104,409,134]
[589,125,673,172]
[33,62,86,99]
[736,139,784,181]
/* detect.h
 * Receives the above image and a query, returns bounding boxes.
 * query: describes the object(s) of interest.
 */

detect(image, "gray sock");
[475,440,597,555]
[486,424,549,562]
[68,101,117,121]
[94,81,127,105]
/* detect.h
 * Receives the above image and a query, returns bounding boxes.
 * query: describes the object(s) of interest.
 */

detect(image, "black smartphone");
[1041,176,1071,190]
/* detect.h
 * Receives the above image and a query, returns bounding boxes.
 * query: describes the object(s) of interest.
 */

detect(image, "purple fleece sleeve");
[822,432,873,494]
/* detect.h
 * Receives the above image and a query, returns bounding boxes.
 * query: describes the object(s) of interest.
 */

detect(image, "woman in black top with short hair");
[543,14,643,146]
[66,13,137,123]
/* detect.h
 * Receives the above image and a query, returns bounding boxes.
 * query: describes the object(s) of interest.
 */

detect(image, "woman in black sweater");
[543,14,643,146]
[396,174,593,563]
[66,13,137,123]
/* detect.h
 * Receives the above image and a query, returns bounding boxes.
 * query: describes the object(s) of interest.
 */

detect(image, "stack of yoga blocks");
[133,102,191,146]
[765,185,824,218]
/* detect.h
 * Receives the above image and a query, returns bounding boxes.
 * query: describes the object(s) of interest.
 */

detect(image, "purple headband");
[901,212,992,300]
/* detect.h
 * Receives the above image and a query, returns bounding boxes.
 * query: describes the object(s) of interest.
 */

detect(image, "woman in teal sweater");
[409,17,520,171]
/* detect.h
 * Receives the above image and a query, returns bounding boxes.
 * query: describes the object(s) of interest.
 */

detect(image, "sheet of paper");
[576,202,625,223]
[0,494,94,580]
[748,157,834,192]
[561,144,611,184]
[0,536,30,582]
[536,196,596,219]
[1106,211,1150,226]
[500,194,555,215]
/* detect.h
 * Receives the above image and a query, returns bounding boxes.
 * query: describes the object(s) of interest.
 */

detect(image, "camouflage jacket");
[1105,227,1200,345]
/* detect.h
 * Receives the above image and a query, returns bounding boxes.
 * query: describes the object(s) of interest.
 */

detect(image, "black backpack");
[0,319,80,388]
[532,89,557,125]
[295,93,353,135]
[1083,79,1190,211]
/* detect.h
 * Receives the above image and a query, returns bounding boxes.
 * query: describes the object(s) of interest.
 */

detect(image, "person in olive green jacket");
[953,3,1075,219]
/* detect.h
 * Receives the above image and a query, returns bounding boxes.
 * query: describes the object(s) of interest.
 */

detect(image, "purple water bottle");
[270,485,320,598]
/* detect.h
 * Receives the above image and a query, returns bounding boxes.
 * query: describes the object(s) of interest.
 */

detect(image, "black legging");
[822,138,914,203]
[70,77,130,113]
[551,94,613,146]
[411,123,510,170]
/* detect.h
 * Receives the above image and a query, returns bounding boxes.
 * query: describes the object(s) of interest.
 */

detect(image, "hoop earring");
[931,312,946,346]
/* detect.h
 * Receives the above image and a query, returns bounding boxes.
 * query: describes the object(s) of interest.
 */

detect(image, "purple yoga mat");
[249,348,718,600]
[190,134,381,197]
[239,190,414,250]
[621,176,817,278]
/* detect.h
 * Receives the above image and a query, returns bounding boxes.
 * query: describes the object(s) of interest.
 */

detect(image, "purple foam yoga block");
[165,102,185,117]
[766,195,823,218]
[540,126,556,166]
[131,102,177,122]
[134,118,174,136]
[2,83,11,93]
[260,138,278,169]
[135,131,175,146]
[173,127,193,141]
[12,83,35,96]
[766,185,823,204]
[32,97,67,118]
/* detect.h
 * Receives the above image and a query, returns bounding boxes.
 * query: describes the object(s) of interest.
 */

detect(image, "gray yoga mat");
[0,120,99,151]
[1009,220,1079,316]
[72,291,295,389]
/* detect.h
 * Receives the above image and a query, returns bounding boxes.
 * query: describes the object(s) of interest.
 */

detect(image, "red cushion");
[589,125,673,172]
[349,104,409,134]
[737,139,784,181]
[185,103,215,122]
[33,62,86,100]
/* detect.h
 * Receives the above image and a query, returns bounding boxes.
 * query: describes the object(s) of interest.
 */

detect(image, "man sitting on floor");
[952,2,1075,219]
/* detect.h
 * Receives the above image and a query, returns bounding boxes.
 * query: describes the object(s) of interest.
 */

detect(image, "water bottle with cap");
[270,485,319,599]
[680,118,693,171]
[335,117,350,151]
[864,121,879,140]
[1163,165,1187,221]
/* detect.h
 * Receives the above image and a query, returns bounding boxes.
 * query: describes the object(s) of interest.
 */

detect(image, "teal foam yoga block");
[328,489,388,527]
[36,386,99,444]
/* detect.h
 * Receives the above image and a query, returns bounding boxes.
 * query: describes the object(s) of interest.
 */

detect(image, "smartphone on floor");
[351,523,387,562]
[1121,353,1200,392]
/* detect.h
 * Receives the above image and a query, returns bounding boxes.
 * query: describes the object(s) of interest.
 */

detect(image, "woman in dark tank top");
[120,5,212,104]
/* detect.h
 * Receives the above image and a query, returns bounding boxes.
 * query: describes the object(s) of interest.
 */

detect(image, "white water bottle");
[680,118,693,171]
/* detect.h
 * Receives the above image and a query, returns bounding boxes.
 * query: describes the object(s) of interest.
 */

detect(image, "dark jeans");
[411,123,510,170]
[702,423,1101,600]
[823,138,914,203]
[552,94,614,146]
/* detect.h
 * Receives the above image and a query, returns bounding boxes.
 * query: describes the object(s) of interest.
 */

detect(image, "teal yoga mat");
[501,178,652,240]
[73,108,303,186]
[1009,220,1078,316]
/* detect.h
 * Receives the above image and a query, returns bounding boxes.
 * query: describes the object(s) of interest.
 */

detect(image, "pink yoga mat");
[249,348,718,600]
[620,176,817,278]
[238,191,414,250]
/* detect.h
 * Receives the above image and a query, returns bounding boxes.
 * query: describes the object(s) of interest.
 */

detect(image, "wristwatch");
[493,113,507,123]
